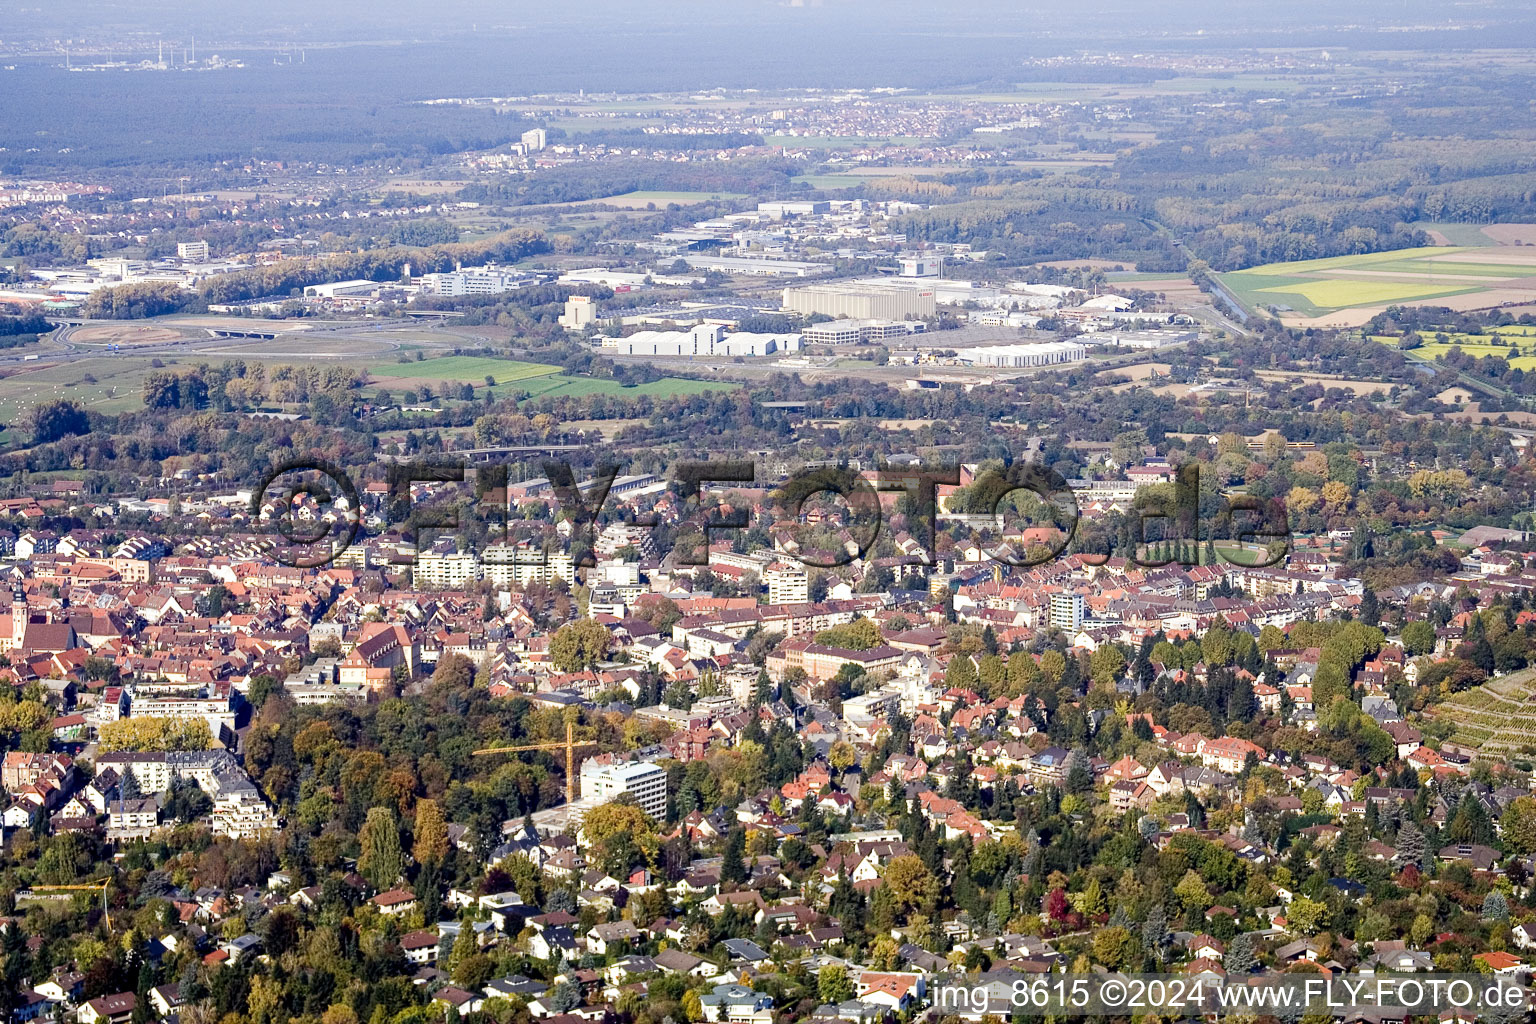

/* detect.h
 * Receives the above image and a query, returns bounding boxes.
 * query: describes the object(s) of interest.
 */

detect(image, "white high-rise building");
[521,128,548,152]
[765,562,809,605]
[177,240,209,262]
[1049,592,1085,632]
[578,759,668,820]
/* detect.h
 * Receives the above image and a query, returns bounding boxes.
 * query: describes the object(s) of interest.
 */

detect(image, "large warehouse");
[957,341,1087,368]
[603,323,801,357]
[783,280,936,320]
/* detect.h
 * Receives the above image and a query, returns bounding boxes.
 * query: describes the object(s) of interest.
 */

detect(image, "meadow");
[0,349,735,443]
[0,357,157,429]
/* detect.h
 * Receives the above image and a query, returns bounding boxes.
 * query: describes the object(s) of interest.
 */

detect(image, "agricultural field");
[1251,370,1394,395]
[369,356,738,402]
[370,356,561,387]
[515,375,738,401]
[524,190,747,211]
[1432,667,1536,758]
[1410,221,1536,247]
[593,190,747,207]
[1369,324,1536,371]
[1408,221,1506,247]
[0,356,164,438]
[1219,245,1536,327]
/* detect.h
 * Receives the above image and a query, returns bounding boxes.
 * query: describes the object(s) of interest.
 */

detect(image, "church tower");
[10,584,26,651]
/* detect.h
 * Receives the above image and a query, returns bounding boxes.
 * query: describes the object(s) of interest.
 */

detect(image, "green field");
[371,357,561,385]
[1370,324,1536,370]
[0,347,736,445]
[1220,245,1536,317]
[0,357,157,431]
[1409,221,1504,246]
[1258,277,1473,310]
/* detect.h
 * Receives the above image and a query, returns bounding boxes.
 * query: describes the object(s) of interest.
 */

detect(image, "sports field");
[1220,245,1536,327]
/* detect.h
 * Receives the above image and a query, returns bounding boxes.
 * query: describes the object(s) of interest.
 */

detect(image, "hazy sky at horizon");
[13,0,1536,48]
[5,0,1536,166]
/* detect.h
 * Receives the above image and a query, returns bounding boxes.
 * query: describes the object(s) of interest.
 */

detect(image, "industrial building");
[604,323,800,358]
[899,254,943,277]
[1083,329,1198,349]
[957,341,1086,368]
[799,318,927,345]
[303,279,378,299]
[176,240,209,262]
[757,200,831,218]
[783,280,936,320]
[682,255,832,277]
[558,294,597,330]
[417,264,534,297]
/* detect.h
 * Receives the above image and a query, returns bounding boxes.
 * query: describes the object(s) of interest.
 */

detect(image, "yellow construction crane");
[32,877,113,931]
[472,716,599,806]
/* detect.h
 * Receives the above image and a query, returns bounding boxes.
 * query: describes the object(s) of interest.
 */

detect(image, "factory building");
[957,341,1086,368]
[682,255,832,277]
[783,280,936,320]
[417,264,534,297]
[604,323,800,357]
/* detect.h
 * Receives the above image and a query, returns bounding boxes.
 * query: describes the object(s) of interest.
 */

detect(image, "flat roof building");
[957,341,1086,368]
[683,255,832,277]
[418,264,534,298]
[800,318,927,346]
[578,758,668,821]
[603,323,800,358]
[784,281,936,321]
